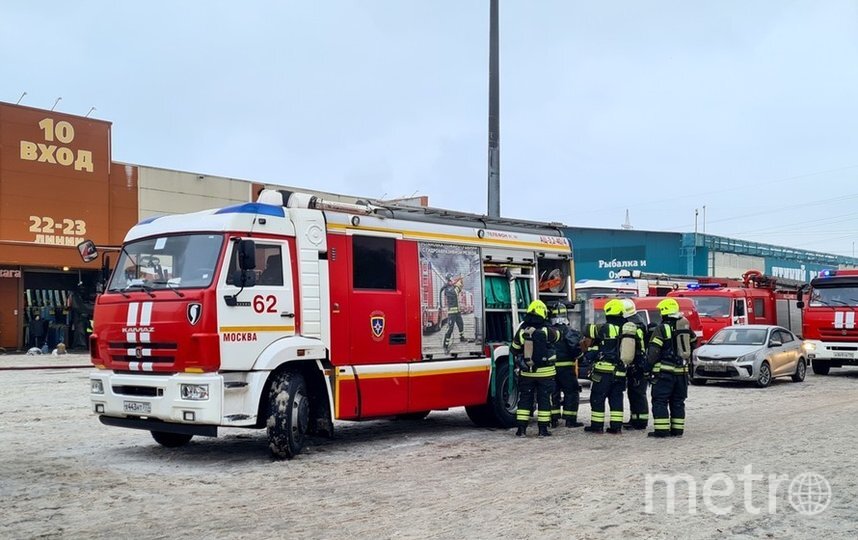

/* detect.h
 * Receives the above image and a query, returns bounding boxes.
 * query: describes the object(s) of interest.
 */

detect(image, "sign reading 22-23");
[19,118,94,173]
[29,215,87,246]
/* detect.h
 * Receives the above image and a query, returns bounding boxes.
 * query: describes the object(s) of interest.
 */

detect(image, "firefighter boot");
[516,424,527,437]
[538,424,552,437]
[584,424,603,434]
[647,431,669,438]
[566,418,583,428]
[459,333,466,342]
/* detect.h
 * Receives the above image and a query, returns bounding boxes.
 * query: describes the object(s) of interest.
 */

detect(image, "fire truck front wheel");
[812,361,830,376]
[151,431,193,448]
[266,370,310,459]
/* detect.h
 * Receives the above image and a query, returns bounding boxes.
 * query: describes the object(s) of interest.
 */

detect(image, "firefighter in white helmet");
[620,298,650,430]
[548,302,584,428]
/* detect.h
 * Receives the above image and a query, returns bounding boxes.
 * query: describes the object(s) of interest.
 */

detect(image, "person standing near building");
[621,299,650,430]
[549,302,584,428]
[647,298,696,438]
[584,299,626,434]
[440,274,465,353]
[512,300,561,437]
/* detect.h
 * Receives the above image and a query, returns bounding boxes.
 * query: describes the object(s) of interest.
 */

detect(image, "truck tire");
[755,361,772,388]
[151,431,193,448]
[812,362,830,376]
[791,358,807,382]
[466,359,517,429]
[266,371,310,459]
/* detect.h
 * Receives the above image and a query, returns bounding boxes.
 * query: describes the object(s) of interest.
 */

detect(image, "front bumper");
[692,360,757,381]
[804,340,858,364]
[90,371,223,427]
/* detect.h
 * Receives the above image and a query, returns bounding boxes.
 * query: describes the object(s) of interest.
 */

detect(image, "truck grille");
[108,342,177,364]
[112,385,164,397]
[819,328,858,341]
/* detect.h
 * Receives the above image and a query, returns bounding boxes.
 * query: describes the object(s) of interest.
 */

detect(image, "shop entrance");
[22,270,98,352]
[0,272,21,352]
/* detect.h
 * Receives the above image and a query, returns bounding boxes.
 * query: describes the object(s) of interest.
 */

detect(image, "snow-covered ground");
[1,353,855,539]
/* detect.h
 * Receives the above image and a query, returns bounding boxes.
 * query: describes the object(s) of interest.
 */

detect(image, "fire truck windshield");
[810,286,858,307]
[689,297,731,318]
[108,234,224,292]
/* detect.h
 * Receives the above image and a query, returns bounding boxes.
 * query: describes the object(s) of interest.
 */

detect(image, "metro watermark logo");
[644,466,831,516]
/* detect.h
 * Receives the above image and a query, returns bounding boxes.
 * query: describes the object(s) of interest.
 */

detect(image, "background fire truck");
[798,269,858,375]
[575,269,699,300]
[669,270,804,343]
[84,189,574,458]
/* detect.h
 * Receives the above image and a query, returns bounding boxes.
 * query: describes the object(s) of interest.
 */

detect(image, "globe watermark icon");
[788,472,832,516]
[644,465,832,515]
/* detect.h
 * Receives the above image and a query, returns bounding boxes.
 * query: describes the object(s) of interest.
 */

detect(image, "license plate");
[833,351,853,359]
[123,401,151,414]
[707,363,728,372]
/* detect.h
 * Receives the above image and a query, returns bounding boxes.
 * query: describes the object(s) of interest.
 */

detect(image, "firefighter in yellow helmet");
[584,299,626,434]
[511,300,562,437]
[647,298,697,438]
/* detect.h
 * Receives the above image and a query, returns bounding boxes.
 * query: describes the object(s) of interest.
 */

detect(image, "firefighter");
[549,302,584,428]
[512,300,561,437]
[441,274,465,352]
[647,298,697,438]
[584,299,626,434]
[621,299,650,430]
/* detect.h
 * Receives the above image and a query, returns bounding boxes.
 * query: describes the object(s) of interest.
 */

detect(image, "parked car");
[690,325,807,387]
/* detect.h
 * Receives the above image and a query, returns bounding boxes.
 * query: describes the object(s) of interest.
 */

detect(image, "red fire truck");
[669,270,803,343]
[797,269,858,375]
[81,189,573,458]
[575,270,699,300]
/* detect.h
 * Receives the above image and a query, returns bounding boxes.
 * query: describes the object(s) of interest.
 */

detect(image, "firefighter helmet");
[657,298,681,317]
[603,299,624,317]
[550,302,569,325]
[526,300,548,319]
[621,298,637,318]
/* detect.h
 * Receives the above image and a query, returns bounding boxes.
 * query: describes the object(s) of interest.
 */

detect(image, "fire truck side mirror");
[77,240,99,263]
[238,240,257,271]
[796,301,805,309]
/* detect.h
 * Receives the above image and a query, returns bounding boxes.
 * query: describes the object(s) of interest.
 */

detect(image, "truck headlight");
[180,384,209,401]
[91,379,104,394]
[803,342,816,352]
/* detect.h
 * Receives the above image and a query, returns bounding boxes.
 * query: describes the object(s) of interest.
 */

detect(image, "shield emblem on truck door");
[370,311,385,341]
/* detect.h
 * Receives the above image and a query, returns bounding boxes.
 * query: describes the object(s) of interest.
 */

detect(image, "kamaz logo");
[122,327,154,333]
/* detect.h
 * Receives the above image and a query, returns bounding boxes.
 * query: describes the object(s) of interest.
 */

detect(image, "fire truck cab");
[84,189,574,458]
[798,269,858,375]
[669,271,803,343]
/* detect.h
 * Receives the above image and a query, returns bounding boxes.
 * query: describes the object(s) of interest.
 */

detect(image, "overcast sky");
[3,1,858,256]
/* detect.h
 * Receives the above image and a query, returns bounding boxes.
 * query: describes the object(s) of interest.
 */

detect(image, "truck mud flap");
[99,416,218,437]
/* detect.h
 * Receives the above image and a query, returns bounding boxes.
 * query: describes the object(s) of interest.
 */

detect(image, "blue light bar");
[215,202,285,217]
[687,283,721,290]
[821,269,837,277]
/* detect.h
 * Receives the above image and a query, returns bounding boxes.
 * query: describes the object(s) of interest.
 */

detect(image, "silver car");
[691,325,807,388]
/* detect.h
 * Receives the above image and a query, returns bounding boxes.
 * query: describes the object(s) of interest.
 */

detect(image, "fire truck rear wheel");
[266,371,310,459]
[150,431,193,448]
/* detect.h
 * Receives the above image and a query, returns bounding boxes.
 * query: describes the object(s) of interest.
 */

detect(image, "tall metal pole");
[487,0,500,217]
